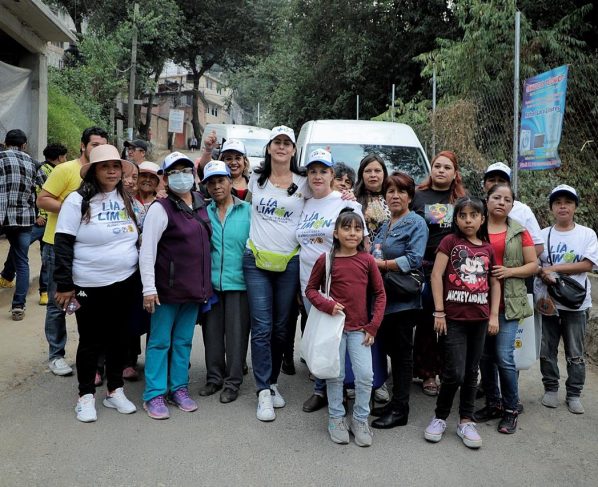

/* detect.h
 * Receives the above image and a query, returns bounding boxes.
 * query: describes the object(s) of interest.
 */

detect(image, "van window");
[306,144,428,183]
[240,138,269,158]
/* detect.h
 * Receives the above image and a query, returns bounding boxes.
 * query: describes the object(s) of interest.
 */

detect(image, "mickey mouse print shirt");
[437,234,496,321]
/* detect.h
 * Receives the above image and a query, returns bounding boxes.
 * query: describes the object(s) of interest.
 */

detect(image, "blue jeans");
[479,314,519,411]
[42,244,67,360]
[2,224,47,293]
[243,251,299,392]
[2,226,32,307]
[143,302,199,402]
[327,330,373,422]
[540,309,587,398]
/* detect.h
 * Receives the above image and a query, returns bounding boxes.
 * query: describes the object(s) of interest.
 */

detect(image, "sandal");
[422,378,439,396]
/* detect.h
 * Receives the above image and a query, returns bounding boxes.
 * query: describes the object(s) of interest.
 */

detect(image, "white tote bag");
[514,294,538,370]
[300,253,345,380]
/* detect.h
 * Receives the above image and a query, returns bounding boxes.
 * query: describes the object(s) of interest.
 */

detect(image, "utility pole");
[432,64,437,156]
[512,11,521,195]
[356,95,360,120]
[391,84,395,122]
[127,3,139,141]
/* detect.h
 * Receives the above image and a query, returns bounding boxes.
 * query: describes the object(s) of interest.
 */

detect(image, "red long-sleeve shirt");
[305,251,386,337]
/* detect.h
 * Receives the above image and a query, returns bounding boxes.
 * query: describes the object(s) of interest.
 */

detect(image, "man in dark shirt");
[0,129,44,320]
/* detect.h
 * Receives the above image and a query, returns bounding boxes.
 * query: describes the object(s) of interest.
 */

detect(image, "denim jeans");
[327,330,373,422]
[143,302,199,402]
[2,224,47,293]
[42,244,67,360]
[479,314,519,411]
[243,251,300,392]
[378,309,417,412]
[540,309,587,398]
[435,319,487,421]
[2,226,32,307]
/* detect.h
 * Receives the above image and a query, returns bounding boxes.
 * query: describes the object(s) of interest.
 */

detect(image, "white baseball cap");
[269,125,296,145]
[138,161,160,175]
[484,162,511,180]
[220,139,247,156]
[159,152,194,174]
[202,160,231,183]
[549,184,579,206]
[306,148,334,167]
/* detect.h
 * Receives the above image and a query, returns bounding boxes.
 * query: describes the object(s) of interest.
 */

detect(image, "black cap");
[124,139,148,151]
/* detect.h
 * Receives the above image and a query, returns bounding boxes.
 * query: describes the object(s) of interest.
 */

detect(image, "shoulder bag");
[546,227,587,309]
[300,252,345,379]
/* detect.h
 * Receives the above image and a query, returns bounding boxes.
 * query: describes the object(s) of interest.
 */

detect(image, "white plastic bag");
[514,294,538,370]
[300,253,346,379]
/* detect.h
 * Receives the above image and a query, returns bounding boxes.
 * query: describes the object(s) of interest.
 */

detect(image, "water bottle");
[372,243,384,259]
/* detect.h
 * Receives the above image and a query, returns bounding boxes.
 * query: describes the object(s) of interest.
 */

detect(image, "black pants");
[379,310,417,412]
[75,272,140,396]
[435,319,487,421]
[202,291,250,391]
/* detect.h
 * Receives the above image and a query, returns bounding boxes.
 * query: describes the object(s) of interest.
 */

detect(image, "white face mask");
[168,173,194,193]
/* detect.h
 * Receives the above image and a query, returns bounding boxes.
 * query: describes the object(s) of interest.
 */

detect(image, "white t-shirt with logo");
[248,172,310,254]
[56,190,139,287]
[296,192,366,295]
[538,224,598,310]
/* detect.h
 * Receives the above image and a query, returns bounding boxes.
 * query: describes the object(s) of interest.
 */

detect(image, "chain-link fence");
[410,58,598,231]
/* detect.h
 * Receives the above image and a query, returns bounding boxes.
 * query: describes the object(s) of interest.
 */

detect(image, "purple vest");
[154,193,212,304]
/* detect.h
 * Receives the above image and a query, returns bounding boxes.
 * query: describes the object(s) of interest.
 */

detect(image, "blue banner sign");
[518,65,568,170]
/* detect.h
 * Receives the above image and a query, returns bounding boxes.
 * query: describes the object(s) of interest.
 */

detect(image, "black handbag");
[379,221,424,301]
[546,227,587,309]
[384,268,425,301]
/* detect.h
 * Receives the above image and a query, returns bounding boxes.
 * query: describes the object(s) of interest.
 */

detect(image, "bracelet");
[433,312,446,318]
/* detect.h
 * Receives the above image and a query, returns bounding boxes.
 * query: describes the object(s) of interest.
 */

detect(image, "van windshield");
[306,144,428,183]
[240,138,269,158]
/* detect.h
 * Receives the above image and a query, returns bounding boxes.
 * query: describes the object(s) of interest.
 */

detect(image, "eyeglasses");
[166,168,193,176]
[127,147,143,152]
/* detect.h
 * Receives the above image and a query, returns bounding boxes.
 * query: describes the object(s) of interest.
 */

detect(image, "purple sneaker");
[457,422,482,449]
[143,395,170,420]
[168,387,198,412]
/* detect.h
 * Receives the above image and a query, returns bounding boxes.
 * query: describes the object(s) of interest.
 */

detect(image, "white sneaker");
[103,387,137,414]
[374,384,390,402]
[257,389,275,421]
[49,357,73,376]
[75,394,97,422]
[271,384,286,408]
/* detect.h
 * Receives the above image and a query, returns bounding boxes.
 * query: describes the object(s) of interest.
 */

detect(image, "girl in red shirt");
[306,210,386,447]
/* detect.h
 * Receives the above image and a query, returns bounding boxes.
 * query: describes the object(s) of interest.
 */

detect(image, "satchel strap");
[324,252,332,297]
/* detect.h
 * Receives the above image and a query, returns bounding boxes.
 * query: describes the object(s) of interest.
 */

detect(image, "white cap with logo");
[549,184,579,205]
[202,160,231,183]
[269,125,296,144]
[159,152,194,175]
[484,162,512,180]
[306,148,334,167]
[220,139,247,155]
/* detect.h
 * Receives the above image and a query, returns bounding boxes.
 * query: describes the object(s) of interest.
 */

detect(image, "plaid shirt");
[0,148,44,227]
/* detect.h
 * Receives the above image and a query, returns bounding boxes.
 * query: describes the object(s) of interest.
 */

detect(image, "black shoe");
[497,410,518,434]
[370,403,393,417]
[198,383,223,396]
[473,404,503,423]
[242,362,248,375]
[302,393,327,412]
[371,410,409,429]
[281,357,296,375]
[219,388,238,404]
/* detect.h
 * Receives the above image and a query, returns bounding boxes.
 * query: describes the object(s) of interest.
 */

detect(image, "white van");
[201,124,270,169]
[296,120,430,182]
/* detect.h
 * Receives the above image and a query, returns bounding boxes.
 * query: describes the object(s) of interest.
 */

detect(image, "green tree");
[172,0,274,138]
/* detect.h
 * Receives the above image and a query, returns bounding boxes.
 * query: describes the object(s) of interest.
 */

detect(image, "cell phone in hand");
[66,297,81,315]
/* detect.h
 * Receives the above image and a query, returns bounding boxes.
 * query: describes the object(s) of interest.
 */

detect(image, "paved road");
[1,295,597,487]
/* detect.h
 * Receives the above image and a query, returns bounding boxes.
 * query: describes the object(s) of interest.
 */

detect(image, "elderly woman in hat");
[53,144,140,423]
[139,152,213,420]
[199,160,251,403]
